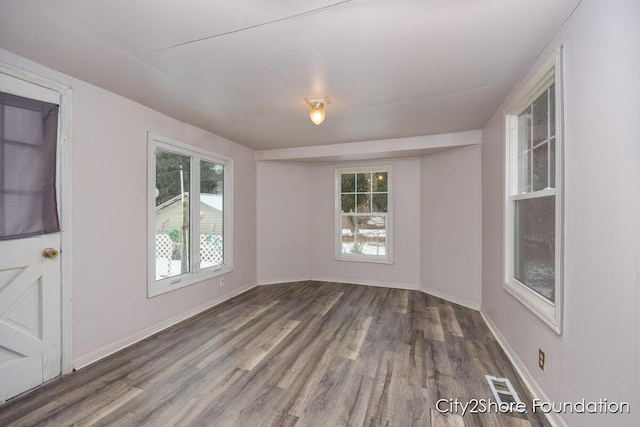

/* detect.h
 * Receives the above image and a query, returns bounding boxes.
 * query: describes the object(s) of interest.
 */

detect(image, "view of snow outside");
[516,230,555,301]
[520,260,554,300]
[341,228,386,256]
[514,195,555,302]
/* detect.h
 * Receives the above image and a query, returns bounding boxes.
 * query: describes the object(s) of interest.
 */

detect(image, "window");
[148,133,232,297]
[504,49,563,333]
[335,166,393,263]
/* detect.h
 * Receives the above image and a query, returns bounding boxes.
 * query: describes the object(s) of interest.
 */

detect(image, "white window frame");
[335,165,393,264]
[147,133,233,297]
[504,48,564,334]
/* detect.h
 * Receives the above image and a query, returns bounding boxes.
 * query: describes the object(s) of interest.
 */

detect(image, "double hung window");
[335,166,393,263]
[504,51,563,333]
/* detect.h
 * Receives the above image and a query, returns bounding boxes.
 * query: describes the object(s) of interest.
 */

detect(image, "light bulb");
[309,103,326,125]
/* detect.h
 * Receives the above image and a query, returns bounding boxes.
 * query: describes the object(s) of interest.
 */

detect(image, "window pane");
[518,151,531,193]
[532,90,548,145]
[517,111,532,193]
[340,215,356,254]
[341,173,355,193]
[155,150,190,279]
[356,194,371,213]
[200,161,224,270]
[549,137,556,188]
[549,84,556,138]
[356,173,371,193]
[514,196,555,301]
[341,215,386,256]
[372,193,387,213]
[341,194,355,212]
[372,172,388,192]
[517,109,531,155]
[532,143,548,191]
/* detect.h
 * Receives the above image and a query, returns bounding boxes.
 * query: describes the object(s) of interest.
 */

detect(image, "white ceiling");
[0,0,580,151]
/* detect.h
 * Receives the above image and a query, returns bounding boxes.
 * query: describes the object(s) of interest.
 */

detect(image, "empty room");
[0,0,638,426]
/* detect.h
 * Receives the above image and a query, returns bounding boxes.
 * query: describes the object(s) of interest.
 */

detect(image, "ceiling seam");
[148,0,356,54]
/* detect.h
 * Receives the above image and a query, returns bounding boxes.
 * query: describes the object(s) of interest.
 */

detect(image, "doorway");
[0,68,71,403]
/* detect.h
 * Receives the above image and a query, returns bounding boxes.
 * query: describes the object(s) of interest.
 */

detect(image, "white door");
[0,73,62,403]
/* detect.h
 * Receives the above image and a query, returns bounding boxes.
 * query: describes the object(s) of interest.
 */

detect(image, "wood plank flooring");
[0,281,550,427]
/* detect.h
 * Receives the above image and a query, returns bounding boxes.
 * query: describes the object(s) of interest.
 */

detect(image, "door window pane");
[155,150,190,279]
[0,91,59,240]
[514,196,555,301]
[3,194,44,236]
[4,105,44,145]
[4,144,45,192]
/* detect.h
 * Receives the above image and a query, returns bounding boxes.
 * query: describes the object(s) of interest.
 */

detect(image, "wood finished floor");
[0,281,550,427]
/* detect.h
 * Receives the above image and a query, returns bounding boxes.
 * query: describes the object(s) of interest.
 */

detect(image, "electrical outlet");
[538,349,545,370]
[219,278,225,287]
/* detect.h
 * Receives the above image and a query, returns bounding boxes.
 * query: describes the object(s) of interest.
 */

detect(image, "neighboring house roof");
[200,194,223,211]
[156,193,222,212]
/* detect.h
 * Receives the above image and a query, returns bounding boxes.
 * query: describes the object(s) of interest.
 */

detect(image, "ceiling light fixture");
[305,97,331,125]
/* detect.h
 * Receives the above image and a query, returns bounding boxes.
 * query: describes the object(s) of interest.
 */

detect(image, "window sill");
[504,278,561,334]
[335,255,393,265]
[148,265,233,298]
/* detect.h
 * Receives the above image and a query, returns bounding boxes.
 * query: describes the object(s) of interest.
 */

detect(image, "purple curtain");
[0,91,60,240]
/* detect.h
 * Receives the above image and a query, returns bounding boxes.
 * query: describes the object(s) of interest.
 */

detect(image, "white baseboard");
[310,275,419,291]
[256,276,312,286]
[73,281,258,370]
[480,309,566,427]
[420,285,481,310]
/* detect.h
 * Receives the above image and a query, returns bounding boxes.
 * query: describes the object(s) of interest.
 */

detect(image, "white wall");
[481,1,640,425]
[0,49,258,368]
[71,82,257,367]
[256,162,312,283]
[420,146,482,308]
[256,151,483,300]
[310,158,421,288]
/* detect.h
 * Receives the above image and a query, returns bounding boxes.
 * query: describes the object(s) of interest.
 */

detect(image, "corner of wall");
[419,145,483,307]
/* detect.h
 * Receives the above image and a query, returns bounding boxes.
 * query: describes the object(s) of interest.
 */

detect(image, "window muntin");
[504,50,563,333]
[148,134,232,297]
[336,167,392,263]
